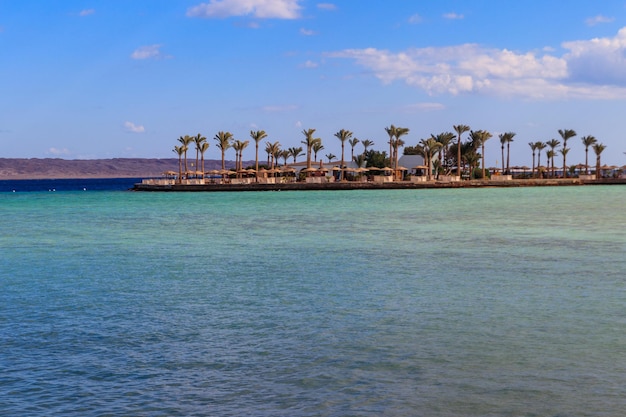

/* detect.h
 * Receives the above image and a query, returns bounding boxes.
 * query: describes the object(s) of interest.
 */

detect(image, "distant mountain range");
[0,158,252,179]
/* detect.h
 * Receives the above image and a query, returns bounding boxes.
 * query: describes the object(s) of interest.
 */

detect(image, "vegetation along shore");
[135,124,624,191]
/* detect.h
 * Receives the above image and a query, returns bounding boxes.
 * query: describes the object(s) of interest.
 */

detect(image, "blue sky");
[1,0,626,167]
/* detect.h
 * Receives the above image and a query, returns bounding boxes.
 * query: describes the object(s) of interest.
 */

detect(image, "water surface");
[1,185,625,416]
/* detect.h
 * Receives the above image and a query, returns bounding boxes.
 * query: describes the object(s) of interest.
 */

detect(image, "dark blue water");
[0,178,142,192]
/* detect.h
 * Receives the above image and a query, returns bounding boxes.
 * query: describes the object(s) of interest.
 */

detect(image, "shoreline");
[131,177,626,192]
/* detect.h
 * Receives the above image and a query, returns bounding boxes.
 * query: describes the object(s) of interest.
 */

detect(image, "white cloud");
[300,28,316,36]
[295,120,302,128]
[327,26,626,100]
[130,44,165,60]
[47,147,70,156]
[408,14,422,24]
[443,12,464,20]
[186,0,302,19]
[563,27,626,86]
[124,121,145,133]
[317,3,336,11]
[585,15,614,26]
[79,9,95,17]
[300,60,318,68]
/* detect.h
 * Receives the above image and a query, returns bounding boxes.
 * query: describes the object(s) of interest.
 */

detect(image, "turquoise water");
[1,186,625,416]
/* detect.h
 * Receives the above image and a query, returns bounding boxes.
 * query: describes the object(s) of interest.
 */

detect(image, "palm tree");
[250,130,268,180]
[232,140,242,173]
[504,132,515,174]
[470,130,492,179]
[418,137,443,181]
[546,149,556,177]
[288,146,304,163]
[301,128,319,171]
[464,152,481,179]
[581,135,597,174]
[334,129,353,181]
[558,129,577,178]
[534,141,547,178]
[312,142,324,162]
[545,139,560,178]
[199,141,210,177]
[177,135,194,174]
[349,137,360,162]
[172,145,186,182]
[559,147,570,179]
[272,147,282,170]
[326,153,336,163]
[193,133,206,176]
[498,132,515,174]
[265,142,272,166]
[454,124,470,178]
[385,125,396,169]
[266,141,281,170]
[280,149,290,166]
[435,132,455,173]
[361,139,374,155]
[393,127,410,176]
[214,131,233,172]
[592,143,606,178]
[353,153,366,168]
[232,139,250,174]
[528,142,538,178]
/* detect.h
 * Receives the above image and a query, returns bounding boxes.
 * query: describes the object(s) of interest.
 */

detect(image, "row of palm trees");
[171,125,609,181]
[527,130,606,178]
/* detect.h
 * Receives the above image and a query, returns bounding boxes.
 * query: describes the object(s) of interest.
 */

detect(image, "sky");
[1,0,626,167]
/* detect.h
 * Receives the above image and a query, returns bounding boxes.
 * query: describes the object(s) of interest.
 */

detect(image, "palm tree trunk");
[255,144,259,182]
[481,143,486,179]
[457,137,462,179]
[506,142,511,175]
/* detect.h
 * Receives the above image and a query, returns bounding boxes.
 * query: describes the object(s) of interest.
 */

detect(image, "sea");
[1,179,625,416]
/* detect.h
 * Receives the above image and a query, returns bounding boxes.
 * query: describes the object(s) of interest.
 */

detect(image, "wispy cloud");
[317,3,336,11]
[187,0,302,19]
[124,121,145,133]
[300,28,316,36]
[443,12,464,20]
[261,104,298,112]
[408,14,422,24]
[327,26,626,100]
[585,15,614,26]
[300,60,319,68]
[79,9,95,17]
[130,44,166,60]
[402,102,445,112]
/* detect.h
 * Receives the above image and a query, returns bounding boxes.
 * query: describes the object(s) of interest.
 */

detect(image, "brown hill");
[0,158,250,179]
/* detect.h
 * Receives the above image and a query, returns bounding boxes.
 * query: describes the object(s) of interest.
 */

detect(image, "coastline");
[131,177,626,192]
